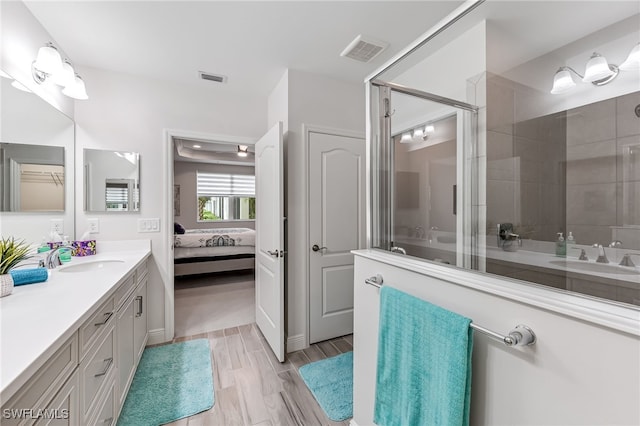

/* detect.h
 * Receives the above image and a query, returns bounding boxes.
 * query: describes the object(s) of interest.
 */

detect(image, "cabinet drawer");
[135,262,148,285]
[1,334,78,426]
[33,371,80,426]
[80,325,114,418]
[113,274,135,311]
[88,376,115,426]
[79,298,114,359]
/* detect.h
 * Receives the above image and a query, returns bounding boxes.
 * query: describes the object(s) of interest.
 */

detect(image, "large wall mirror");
[84,149,140,212]
[0,70,75,242]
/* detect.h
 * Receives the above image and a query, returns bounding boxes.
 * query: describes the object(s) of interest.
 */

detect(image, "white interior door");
[309,131,365,343]
[255,122,285,362]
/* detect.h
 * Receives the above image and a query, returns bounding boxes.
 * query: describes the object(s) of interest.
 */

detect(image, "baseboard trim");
[147,328,167,346]
[286,334,306,353]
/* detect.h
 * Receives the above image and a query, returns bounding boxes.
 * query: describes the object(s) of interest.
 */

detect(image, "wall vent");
[340,35,388,63]
[198,71,228,83]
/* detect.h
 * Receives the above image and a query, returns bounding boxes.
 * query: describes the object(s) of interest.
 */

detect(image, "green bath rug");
[299,351,353,421]
[117,339,214,426]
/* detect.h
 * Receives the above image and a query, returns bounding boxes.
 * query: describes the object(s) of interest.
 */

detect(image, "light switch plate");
[137,218,160,233]
[87,218,100,234]
[50,219,63,236]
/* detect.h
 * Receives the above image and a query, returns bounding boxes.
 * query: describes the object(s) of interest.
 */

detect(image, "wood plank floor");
[162,323,353,426]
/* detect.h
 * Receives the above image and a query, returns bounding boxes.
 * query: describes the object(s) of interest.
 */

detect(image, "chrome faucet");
[414,226,425,239]
[609,240,623,249]
[592,244,609,264]
[619,253,639,267]
[45,245,73,269]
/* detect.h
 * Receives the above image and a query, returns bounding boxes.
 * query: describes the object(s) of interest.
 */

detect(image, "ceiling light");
[425,124,435,133]
[192,144,201,149]
[237,145,249,157]
[620,42,640,71]
[582,52,617,83]
[400,133,412,143]
[11,80,32,93]
[62,74,88,100]
[550,67,577,94]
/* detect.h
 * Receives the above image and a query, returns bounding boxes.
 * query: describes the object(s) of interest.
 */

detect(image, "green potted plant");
[0,237,32,297]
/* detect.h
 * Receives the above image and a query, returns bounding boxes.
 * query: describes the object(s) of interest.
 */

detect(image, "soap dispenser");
[566,232,576,247]
[555,232,566,257]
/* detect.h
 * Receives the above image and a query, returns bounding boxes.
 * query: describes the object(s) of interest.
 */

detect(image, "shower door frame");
[368,79,479,269]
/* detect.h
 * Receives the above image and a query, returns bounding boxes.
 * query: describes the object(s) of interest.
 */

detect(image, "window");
[197,172,255,221]
[105,178,139,211]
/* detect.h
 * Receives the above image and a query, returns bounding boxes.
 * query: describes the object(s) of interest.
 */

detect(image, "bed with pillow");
[173,225,255,276]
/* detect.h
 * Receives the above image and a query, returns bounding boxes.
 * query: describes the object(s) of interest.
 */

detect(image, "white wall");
[74,66,266,340]
[173,161,255,230]
[268,69,365,349]
[353,252,640,425]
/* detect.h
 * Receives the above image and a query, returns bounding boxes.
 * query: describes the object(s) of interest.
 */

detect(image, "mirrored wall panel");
[84,149,140,212]
[0,70,75,241]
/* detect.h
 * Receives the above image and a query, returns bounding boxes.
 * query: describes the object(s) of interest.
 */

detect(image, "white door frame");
[162,128,256,343]
[303,124,365,347]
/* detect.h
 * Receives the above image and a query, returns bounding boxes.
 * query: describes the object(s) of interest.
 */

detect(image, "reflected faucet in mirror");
[497,223,522,252]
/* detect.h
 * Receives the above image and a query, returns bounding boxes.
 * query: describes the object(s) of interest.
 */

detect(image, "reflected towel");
[374,286,473,426]
[10,268,49,286]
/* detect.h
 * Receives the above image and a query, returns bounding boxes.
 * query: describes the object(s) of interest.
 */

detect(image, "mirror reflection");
[84,149,140,212]
[0,143,65,211]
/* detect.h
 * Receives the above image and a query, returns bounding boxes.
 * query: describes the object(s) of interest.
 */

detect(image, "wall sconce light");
[237,145,249,157]
[551,44,639,95]
[31,42,88,100]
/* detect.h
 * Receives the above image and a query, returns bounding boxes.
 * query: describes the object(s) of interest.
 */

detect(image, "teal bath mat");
[117,339,214,426]
[299,351,353,421]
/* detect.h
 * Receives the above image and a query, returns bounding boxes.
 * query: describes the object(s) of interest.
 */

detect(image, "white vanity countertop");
[0,240,151,403]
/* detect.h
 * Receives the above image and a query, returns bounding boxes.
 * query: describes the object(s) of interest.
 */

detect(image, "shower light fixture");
[31,42,88,100]
[237,145,249,157]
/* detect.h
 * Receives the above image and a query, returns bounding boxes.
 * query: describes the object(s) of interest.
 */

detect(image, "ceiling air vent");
[198,71,228,84]
[340,35,388,63]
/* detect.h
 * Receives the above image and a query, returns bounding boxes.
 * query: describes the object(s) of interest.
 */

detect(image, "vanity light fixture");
[620,42,640,70]
[237,145,249,157]
[425,124,435,134]
[192,144,202,149]
[582,52,617,83]
[412,127,424,139]
[31,42,88,100]
[549,44,640,94]
[400,132,412,143]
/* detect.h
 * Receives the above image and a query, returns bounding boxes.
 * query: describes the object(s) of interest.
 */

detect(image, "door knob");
[312,244,327,252]
[267,250,279,257]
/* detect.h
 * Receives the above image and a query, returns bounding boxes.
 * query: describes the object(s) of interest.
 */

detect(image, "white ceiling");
[24,1,464,97]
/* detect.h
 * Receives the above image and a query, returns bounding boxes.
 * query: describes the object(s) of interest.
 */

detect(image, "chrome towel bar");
[364,275,537,347]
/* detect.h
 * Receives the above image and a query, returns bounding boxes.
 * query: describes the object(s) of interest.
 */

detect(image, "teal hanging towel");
[374,286,473,426]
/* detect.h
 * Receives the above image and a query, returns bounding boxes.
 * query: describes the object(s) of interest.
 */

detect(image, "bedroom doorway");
[168,131,258,339]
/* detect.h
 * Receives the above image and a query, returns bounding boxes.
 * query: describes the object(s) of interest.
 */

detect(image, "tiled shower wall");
[566,91,640,247]
[486,74,567,243]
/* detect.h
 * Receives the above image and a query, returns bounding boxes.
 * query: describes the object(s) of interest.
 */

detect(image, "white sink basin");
[58,259,125,273]
[549,260,639,275]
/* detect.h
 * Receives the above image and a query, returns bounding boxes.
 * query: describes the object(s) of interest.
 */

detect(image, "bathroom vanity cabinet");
[0,246,150,426]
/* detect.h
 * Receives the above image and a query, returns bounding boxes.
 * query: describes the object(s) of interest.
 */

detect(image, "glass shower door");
[370,81,478,268]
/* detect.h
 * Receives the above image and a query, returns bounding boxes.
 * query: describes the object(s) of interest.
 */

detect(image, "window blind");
[106,183,129,204]
[197,172,255,197]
